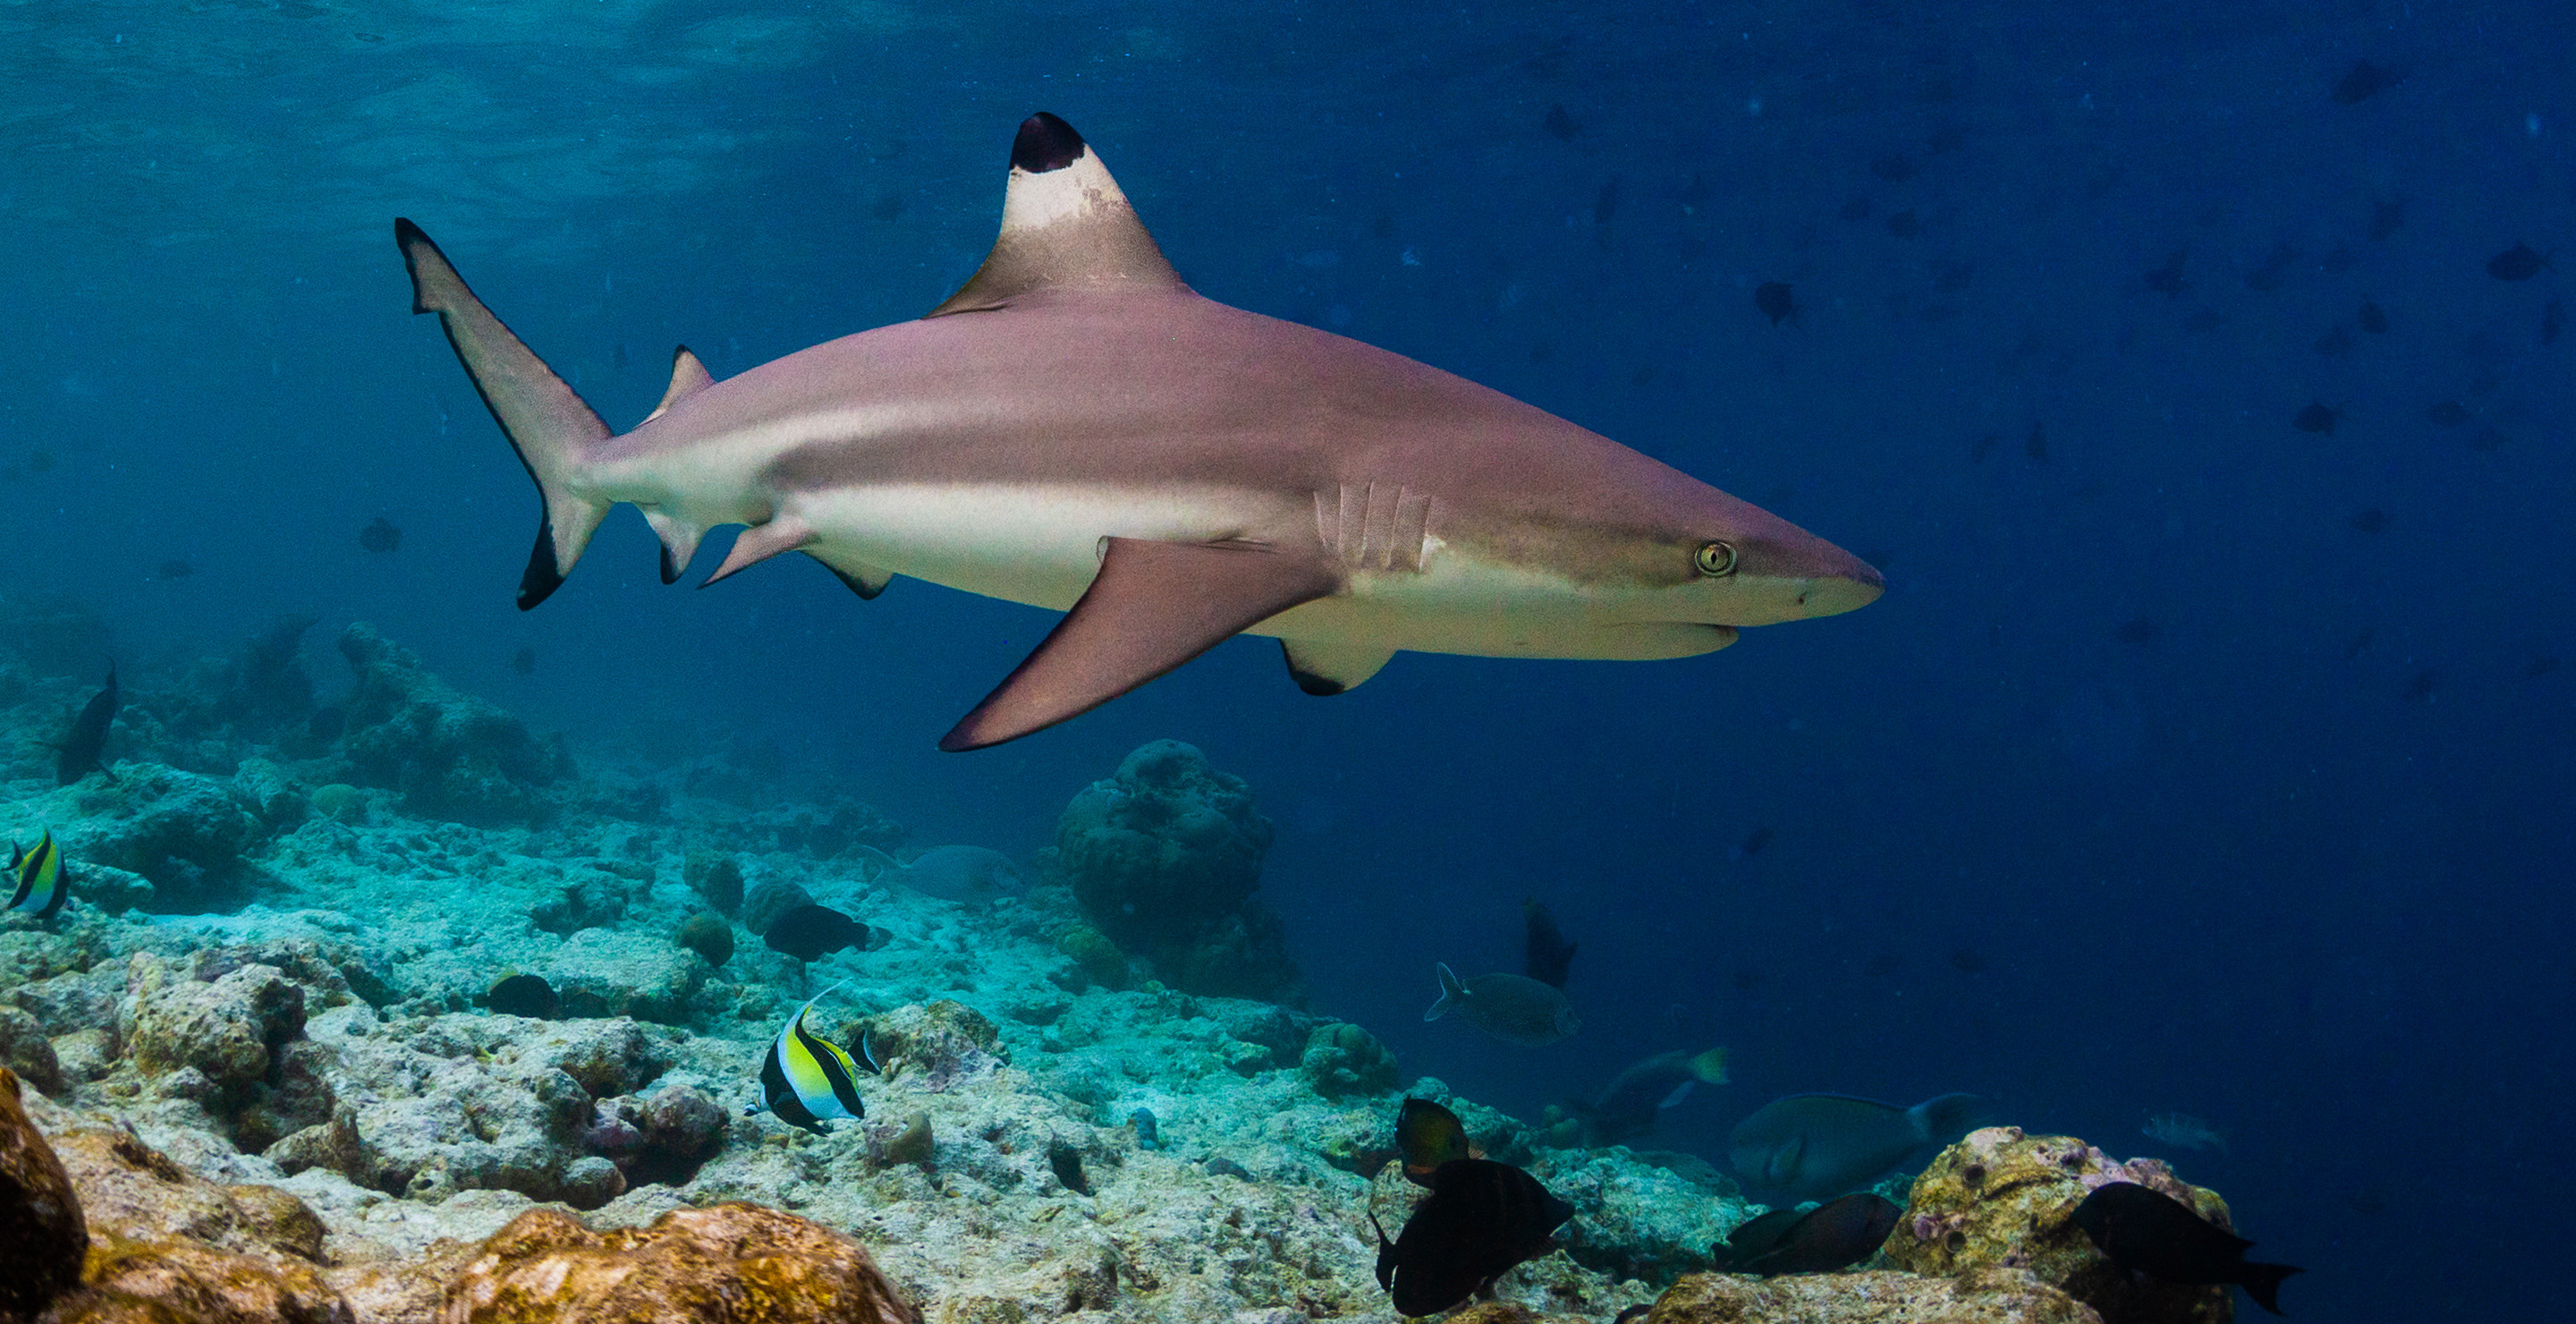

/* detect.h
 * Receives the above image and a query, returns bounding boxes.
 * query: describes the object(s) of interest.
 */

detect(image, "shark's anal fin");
[701,515,814,587]
[1279,639,1394,695]
[940,538,1343,751]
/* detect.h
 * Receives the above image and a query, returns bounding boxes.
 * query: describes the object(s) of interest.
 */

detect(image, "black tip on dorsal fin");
[1013,113,1086,174]
[518,521,565,610]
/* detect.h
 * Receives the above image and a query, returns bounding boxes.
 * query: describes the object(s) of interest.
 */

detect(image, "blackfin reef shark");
[397,113,1885,750]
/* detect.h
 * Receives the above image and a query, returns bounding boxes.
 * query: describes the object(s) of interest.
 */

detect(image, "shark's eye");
[1694,541,1738,577]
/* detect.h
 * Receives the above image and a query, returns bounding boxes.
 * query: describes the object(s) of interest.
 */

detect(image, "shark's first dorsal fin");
[641,346,713,425]
[927,113,1185,318]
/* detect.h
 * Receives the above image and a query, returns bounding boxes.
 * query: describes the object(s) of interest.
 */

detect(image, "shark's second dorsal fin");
[927,113,1185,318]
[641,346,713,425]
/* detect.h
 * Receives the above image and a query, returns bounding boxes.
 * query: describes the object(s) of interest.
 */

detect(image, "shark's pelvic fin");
[1279,639,1395,696]
[702,515,815,587]
[396,217,611,609]
[809,554,893,600]
[641,346,714,425]
[939,537,1343,751]
[926,112,1187,318]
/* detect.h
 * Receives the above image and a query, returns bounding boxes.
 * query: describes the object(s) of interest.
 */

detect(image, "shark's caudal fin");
[926,112,1188,317]
[395,218,613,609]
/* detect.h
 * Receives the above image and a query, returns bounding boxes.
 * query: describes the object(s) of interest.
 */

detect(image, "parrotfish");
[758,982,877,1133]
[5,829,65,920]
[1425,962,1580,1047]
[396,113,1882,751]
[1565,1046,1730,1147]
[1728,1092,1992,1202]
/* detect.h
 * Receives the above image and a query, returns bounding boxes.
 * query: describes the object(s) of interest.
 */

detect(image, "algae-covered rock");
[125,957,306,1092]
[1054,922,1131,990]
[1889,1125,2233,1324]
[335,622,567,824]
[682,848,745,916]
[674,912,736,968]
[1,1003,67,1095]
[444,1203,916,1323]
[1054,740,1298,1000]
[62,765,267,904]
[861,999,1004,1090]
[1301,1022,1400,1099]
[58,1228,351,1324]
[1644,1266,2099,1323]
[0,1065,88,1317]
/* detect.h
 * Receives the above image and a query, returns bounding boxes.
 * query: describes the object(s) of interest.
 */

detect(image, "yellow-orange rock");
[1644,1267,2101,1323]
[441,1203,915,1324]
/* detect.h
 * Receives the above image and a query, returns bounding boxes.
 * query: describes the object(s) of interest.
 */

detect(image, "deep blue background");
[6,4,2572,1319]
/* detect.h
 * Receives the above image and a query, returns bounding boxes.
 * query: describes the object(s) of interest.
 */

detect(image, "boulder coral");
[1888,1125,2238,1324]
[1053,740,1299,1000]
[444,1203,917,1324]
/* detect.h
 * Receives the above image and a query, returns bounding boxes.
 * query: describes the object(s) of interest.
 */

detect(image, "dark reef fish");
[1754,281,1799,327]
[1730,1092,1991,1202]
[757,982,876,1133]
[486,973,557,1019]
[2071,1182,2302,1315]
[1397,1096,1472,1184]
[2331,60,2402,105]
[2292,403,2342,436]
[762,903,888,962]
[54,664,118,785]
[1370,1157,1574,1316]
[2487,242,2551,281]
[1425,962,1580,1047]
[1714,1192,1900,1275]
[1522,897,1576,989]
[1564,1046,1730,1147]
[360,515,403,552]
[5,828,66,920]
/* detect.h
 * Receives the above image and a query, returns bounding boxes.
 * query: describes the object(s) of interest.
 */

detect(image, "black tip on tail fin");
[1013,112,1086,173]
[2239,1262,2302,1315]
[519,522,566,610]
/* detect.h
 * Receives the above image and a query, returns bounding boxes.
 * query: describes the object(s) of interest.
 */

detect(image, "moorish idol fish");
[6,828,65,920]
[756,981,877,1134]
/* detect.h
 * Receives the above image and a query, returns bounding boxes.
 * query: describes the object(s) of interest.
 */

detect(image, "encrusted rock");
[1,1003,67,1095]
[335,622,567,825]
[860,1000,1003,1090]
[46,1123,326,1264]
[0,1065,88,1317]
[57,1229,350,1324]
[1644,1267,2101,1323]
[443,1203,916,1323]
[62,765,268,904]
[1300,1022,1399,1099]
[125,958,306,1091]
[1888,1126,2233,1324]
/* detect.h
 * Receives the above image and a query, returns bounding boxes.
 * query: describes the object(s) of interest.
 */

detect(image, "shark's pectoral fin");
[940,538,1343,751]
[1279,639,1394,696]
[701,516,814,587]
[809,552,893,600]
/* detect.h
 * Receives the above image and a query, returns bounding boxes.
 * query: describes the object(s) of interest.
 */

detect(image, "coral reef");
[1300,1022,1400,1099]
[1053,740,1299,1000]
[334,623,568,824]
[1889,1125,2237,1324]
[1643,1267,2101,1323]
[445,1203,917,1323]
[674,912,735,968]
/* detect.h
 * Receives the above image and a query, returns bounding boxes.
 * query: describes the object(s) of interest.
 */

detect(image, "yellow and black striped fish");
[758,981,876,1133]
[6,828,64,920]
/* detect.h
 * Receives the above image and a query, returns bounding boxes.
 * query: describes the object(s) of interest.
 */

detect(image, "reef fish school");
[398,112,1883,751]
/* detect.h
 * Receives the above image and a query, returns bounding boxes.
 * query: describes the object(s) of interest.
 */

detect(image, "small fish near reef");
[2142,1111,2229,1154]
[397,112,1882,751]
[852,844,1027,905]
[762,903,889,963]
[756,982,877,1134]
[1397,1096,1474,1184]
[6,829,67,921]
[1713,1192,1900,1275]
[1371,1157,1575,1317]
[1729,1092,1991,1202]
[1564,1046,1729,1147]
[486,973,557,1019]
[54,664,119,785]
[2071,1182,2303,1316]
[1425,962,1580,1047]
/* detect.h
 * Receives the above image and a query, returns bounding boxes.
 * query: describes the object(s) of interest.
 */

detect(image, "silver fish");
[1424,962,1580,1047]
[2141,1111,2229,1154]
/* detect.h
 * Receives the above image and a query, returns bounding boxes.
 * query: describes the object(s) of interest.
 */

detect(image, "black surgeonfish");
[55,664,117,785]
[5,829,66,920]
[1372,1158,1574,1316]
[2072,1182,2302,1316]
[1717,1192,1900,1275]
[1396,1097,1472,1186]
[758,981,877,1133]
[1522,897,1576,989]
[762,903,886,962]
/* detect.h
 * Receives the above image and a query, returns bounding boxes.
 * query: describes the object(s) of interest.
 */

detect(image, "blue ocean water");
[4,2,2570,1318]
